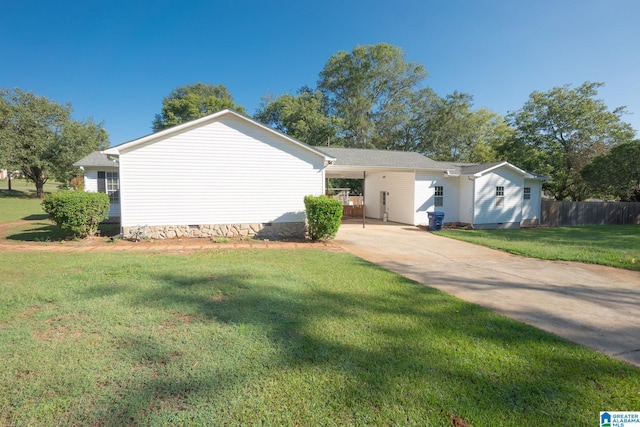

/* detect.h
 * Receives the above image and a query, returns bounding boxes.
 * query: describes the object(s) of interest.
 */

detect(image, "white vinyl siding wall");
[363,171,415,224]
[522,178,542,223]
[83,167,121,217]
[473,167,523,225]
[413,173,461,225]
[458,178,474,224]
[414,173,436,225]
[117,116,325,228]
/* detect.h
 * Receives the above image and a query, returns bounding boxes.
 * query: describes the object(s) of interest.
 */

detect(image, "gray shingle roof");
[73,151,118,168]
[319,147,446,170]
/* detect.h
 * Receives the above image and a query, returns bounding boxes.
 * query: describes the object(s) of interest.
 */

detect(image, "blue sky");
[2,0,639,146]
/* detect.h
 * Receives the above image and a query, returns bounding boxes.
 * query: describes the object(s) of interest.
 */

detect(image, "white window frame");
[106,172,119,204]
[523,187,531,200]
[496,186,505,206]
[434,186,444,207]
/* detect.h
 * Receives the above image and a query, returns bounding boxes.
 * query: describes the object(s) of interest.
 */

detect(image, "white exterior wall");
[414,173,436,225]
[473,167,523,226]
[458,177,474,224]
[118,115,325,228]
[413,173,461,225]
[440,177,461,223]
[83,167,120,217]
[522,178,542,224]
[368,171,416,224]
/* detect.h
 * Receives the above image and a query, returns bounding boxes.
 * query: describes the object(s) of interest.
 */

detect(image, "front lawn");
[0,188,49,224]
[1,249,638,426]
[439,226,640,270]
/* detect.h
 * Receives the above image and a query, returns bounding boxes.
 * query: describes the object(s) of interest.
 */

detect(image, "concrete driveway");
[334,221,640,367]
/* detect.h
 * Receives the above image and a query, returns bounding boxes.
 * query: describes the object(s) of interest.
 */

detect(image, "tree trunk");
[7,172,11,191]
[26,167,47,199]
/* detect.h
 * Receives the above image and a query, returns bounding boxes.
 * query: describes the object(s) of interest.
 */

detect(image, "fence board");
[541,200,640,226]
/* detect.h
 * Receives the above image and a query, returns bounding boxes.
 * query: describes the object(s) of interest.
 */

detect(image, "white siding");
[118,115,325,228]
[522,178,542,223]
[83,167,120,217]
[458,177,474,224]
[414,173,435,225]
[363,171,415,224]
[413,173,461,225]
[473,167,523,225]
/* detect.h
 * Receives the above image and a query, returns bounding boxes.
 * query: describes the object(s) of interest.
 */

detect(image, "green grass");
[0,182,118,241]
[0,179,61,223]
[0,249,638,426]
[438,226,640,270]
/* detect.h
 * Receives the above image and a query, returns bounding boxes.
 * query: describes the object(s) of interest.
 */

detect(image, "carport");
[322,147,447,228]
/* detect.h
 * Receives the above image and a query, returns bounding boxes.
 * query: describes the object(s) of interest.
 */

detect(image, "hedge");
[304,195,342,241]
[42,191,110,238]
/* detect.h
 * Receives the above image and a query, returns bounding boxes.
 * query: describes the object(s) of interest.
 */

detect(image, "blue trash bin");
[427,211,445,231]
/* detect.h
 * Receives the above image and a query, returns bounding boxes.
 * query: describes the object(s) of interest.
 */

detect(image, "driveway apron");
[335,221,640,367]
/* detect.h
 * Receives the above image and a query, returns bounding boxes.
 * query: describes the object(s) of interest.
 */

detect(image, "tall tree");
[581,140,640,201]
[152,82,246,131]
[254,87,344,146]
[383,89,508,163]
[318,43,427,148]
[0,89,109,198]
[503,82,636,200]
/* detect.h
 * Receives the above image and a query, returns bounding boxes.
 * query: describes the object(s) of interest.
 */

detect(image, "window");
[98,171,120,203]
[496,186,504,206]
[523,187,531,200]
[434,186,444,207]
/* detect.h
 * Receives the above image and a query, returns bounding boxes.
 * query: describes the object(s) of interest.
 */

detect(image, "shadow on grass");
[5,220,118,242]
[0,189,39,199]
[5,222,71,241]
[75,262,640,425]
[23,214,50,220]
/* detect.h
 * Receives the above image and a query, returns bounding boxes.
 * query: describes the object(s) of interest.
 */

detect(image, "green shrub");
[304,195,342,241]
[42,191,110,238]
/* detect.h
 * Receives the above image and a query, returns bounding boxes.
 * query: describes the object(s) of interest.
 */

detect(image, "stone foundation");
[123,222,306,240]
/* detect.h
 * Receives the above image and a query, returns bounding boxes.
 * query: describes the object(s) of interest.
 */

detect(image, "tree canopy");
[254,87,343,146]
[152,82,246,132]
[257,43,508,165]
[502,82,636,200]
[581,140,640,201]
[0,88,109,198]
[318,43,427,149]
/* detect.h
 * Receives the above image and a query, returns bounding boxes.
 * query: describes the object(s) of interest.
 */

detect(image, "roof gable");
[104,109,333,161]
[73,151,118,168]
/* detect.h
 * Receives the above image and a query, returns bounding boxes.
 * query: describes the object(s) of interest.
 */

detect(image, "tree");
[0,89,109,198]
[504,82,636,200]
[383,89,508,163]
[581,140,640,201]
[254,87,344,146]
[152,82,246,131]
[318,43,427,148]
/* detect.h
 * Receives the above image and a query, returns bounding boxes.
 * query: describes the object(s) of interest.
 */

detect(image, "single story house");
[74,109,545,239]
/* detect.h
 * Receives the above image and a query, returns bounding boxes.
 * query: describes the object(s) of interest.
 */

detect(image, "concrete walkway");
[334,221,640,367]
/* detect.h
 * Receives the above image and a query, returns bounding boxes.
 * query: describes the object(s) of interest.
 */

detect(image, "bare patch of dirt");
[0,221,343,254]
[450,414,471,427]
[33,325,82,342]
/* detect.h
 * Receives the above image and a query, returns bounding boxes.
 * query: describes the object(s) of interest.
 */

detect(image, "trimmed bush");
[304,195,342,241]
[42,191,110,238]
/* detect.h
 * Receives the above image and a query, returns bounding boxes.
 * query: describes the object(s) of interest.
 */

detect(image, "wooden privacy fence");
[541,200,640,226]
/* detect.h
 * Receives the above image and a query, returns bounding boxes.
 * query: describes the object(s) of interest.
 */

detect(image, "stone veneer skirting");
[122,222,306,240]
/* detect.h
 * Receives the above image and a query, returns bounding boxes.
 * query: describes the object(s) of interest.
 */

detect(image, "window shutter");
[97,171,106,193]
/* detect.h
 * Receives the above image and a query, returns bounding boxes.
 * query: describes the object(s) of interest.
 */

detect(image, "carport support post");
[362,171,366,228]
